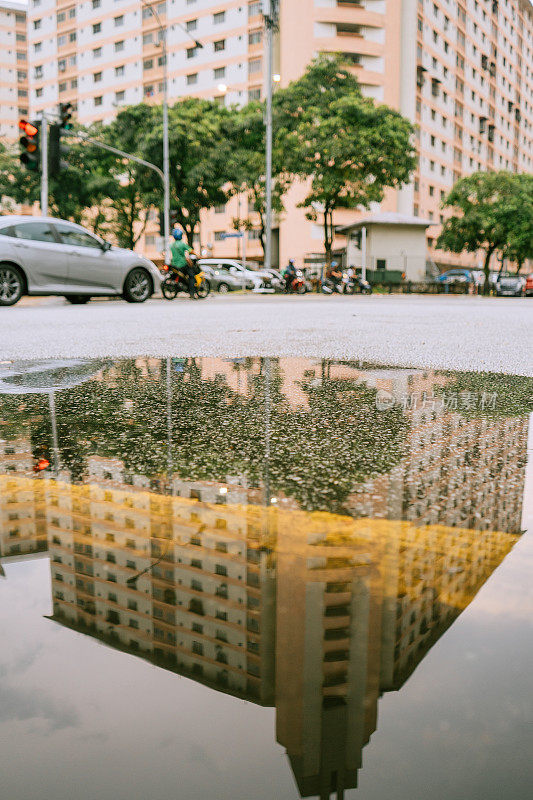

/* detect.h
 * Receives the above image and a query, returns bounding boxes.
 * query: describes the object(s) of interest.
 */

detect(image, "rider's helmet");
[331,260,338,268]
[172,229,183,241]
[289,258,295,266]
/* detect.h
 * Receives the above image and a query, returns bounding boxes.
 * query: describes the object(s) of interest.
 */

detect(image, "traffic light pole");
[67,131,165,185]
[40,115,49,216]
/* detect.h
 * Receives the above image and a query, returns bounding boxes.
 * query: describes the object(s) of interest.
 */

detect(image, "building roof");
[336,213,433,234]
[0,0,27,12]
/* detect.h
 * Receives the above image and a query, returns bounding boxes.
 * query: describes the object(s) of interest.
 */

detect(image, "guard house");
[336,213,432,283]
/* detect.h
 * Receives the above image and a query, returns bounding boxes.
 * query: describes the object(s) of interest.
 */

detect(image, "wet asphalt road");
[0,294,531,375]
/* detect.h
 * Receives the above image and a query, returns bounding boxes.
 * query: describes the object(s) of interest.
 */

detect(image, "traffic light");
[48,102,74,176]
[48,123,70,177]
[19,119,40,172]
[59,102,73,130]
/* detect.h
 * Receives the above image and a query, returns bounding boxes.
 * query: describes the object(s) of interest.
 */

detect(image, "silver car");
[0,215,161,306]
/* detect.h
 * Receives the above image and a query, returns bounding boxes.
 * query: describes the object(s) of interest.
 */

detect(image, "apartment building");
[0,0,28,141]
[24,1,533,269]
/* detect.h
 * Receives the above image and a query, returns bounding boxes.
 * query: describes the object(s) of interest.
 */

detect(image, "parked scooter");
[321,280,344,294]
[345,275,373,295]
[290,270,309,294]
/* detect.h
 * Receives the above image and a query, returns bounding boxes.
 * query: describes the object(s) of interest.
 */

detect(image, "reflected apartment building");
[0,440,47,566]
[0,432,525,798]
[40,483,521,800]
[24,1,533,269]
[46,459,276,704]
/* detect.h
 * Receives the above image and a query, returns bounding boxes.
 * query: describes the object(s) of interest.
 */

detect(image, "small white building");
[337,213,432,283]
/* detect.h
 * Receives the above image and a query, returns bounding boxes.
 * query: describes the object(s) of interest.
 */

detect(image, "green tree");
[138,98,238,245]
[91,108,162,250]
[0,137,114,227]
[227,101,291,257]
[275,55,417,265]
[437,172,533,293]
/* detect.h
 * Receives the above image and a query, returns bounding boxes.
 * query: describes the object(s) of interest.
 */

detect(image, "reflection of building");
[0,443,47,563]
[46,475,276,705]
[0,465,523,799]
[31,476,523,797]
[275,514,519,798]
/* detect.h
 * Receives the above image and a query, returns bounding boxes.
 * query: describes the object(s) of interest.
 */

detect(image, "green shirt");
[170,240,192,269]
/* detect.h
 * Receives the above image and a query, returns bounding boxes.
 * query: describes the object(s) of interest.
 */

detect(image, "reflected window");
[13,221,56,243]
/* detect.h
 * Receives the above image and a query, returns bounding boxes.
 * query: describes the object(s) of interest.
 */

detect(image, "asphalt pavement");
[1,293,531,375]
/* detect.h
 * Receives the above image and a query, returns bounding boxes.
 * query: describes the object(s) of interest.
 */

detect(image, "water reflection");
[1,358,531,799]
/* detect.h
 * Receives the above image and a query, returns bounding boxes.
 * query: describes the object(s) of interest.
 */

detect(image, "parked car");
[525,274,533,297]
[263,268,286,291]
[201,264,242,293]
[436,268,482,286]
[198,258,265,291]
[495,274,525,297]
[0,215,161,306]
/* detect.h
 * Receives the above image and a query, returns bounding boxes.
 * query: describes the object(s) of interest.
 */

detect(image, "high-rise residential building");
[0,0,28,140]
[25,1,533,270]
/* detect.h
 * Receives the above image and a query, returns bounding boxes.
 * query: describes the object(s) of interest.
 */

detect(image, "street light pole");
[142,2,203,264]
[263,1,279,272]
[141,2,171,265]
[40,114,48,216]
[162,27,171,266]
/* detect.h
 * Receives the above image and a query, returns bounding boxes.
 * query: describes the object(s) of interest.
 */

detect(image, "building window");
[249,29,262,45]
[94,96,103,106]
[114,15,124,27]
[248,58,261,74]
[214,39,225,52]
[214,66,225,79]
[186,19,197,31]
[115,65,125,77]
[93,72,102,83]
[92,23,101,34]
[115,40,125,52]
[186,73,198,85]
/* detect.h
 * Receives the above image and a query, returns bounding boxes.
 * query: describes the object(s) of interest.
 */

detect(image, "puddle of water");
[1,358,532,800]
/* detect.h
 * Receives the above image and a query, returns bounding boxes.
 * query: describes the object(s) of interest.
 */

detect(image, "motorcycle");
[161,255,211,300]
[321,279,344,294]
[345,275,373,295]
[290,270,308,295]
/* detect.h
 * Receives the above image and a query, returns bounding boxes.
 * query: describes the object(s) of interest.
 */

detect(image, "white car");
[199,258,266,291]
[0,215,161,306]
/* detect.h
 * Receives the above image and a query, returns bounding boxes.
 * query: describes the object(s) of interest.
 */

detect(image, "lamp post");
[262,1,279,272]
[141,2,203,264]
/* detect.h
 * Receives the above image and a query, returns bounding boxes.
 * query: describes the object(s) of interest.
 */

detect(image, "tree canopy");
[275,55,417,263]
[437,172,533,291]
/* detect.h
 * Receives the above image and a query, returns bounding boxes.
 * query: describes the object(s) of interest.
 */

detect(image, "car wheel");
[64,295,91,305]
[0,264,24,307]
[123,268,152,303]
[218,282,230,294]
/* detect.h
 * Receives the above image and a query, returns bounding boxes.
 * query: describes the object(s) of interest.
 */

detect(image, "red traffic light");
[19,119,39,137]
[33,458,50,473]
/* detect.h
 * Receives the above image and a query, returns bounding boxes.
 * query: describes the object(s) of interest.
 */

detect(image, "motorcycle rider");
[326,261,343,292]
[170,229,195,299]
[284,259,297,293]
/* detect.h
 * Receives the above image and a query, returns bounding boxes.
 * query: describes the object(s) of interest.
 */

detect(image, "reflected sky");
[1,358,532,800]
